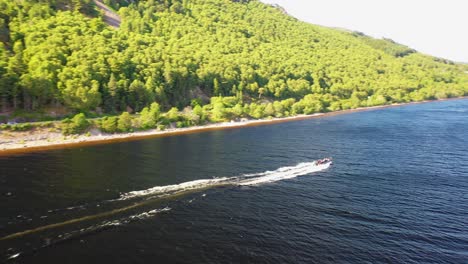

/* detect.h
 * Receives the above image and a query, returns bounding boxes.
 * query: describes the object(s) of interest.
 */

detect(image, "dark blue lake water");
[1,99,467,263]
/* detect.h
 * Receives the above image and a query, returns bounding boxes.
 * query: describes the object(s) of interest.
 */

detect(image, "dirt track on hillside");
[94,0,121,28]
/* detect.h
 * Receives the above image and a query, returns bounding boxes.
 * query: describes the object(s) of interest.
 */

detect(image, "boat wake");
[120,161,331,200]
[2,207,171,262]
[1,160,331,261]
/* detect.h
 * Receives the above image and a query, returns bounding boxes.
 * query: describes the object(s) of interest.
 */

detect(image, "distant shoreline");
[0,97,466,156]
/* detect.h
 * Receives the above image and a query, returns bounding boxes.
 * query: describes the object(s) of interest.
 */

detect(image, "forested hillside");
[0,0,467,121]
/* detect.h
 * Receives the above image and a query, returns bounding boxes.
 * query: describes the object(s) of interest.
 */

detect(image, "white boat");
[315,157,333,166]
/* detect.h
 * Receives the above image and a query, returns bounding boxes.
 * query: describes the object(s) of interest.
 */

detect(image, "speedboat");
[316,157,333,166]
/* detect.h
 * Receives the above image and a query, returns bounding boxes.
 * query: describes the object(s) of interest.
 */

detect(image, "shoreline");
[0,97,466,156]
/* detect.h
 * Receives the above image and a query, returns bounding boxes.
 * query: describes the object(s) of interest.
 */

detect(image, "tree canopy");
[0,0,467,116]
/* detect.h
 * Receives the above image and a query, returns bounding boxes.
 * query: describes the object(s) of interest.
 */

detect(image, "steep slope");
[0,0,467,116]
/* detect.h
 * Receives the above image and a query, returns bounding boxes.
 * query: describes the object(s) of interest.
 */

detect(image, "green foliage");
[231,103,244,117]
[166,107,181,122]
[292,95,326,115]
[192,104,205,121]
[353,33,416,58]
[117,111,132,132]
[139,102,161,129]
[61,113,90,135]
[99,116,118,133]
[101,0,129,10]
[176,121,186,128]
[248,103,265,119]
[0,123,33,131]
[0,120,55,131]
[209,97,227,122]
[0,0,466,123]
[264,103,275,117]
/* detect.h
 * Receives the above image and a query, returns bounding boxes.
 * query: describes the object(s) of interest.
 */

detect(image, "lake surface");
[1,99,467,263]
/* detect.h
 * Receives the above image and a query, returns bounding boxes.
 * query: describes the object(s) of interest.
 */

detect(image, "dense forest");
[0,0,467,130]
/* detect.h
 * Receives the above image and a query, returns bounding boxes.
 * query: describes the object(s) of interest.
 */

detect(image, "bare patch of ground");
[94,1,121,28]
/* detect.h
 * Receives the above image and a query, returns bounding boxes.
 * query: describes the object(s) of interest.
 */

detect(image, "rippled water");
[1,99,467,263]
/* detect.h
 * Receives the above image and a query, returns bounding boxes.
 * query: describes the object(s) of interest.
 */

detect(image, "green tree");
[62,113,90,135]
[213,78,221,96]
[100,116,119,133]
[231,103,244,117]
[0,0,466,123]
[193,104,205,121]
[117,112,133,132]
[166,107,180,122]
[139,103,161,129]
[264,103,275,117]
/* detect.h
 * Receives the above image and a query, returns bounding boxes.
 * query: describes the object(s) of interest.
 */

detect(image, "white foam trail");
[239,162,331,186]
[119,160,331,200]
[37,208,171,251]
[8,253,21,260]
[120,178,231,200]
[94,207,172,230]
[127,207,172,221]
